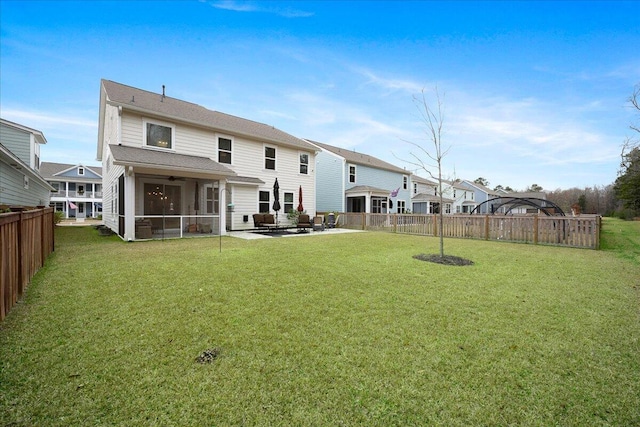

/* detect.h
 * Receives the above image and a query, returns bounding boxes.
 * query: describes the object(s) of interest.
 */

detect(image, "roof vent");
[131,95,135,102]
[162,85,166,101]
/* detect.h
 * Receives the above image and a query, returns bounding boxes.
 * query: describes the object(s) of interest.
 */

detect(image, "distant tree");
[527,183,544,192]
[613,84,640,216]
[474,177,489,187]
[614,145,640,213]
[578,194,587,213]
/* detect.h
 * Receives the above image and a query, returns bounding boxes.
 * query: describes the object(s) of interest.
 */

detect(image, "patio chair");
[313,215,325,231]
[297,214,312,232]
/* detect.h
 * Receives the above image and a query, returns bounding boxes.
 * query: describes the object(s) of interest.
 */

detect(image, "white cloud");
[208,1,314,17]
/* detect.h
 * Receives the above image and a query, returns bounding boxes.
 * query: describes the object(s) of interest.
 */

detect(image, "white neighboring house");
[40,162,103,218]
[411,175,477,214]
[459,180,500,214]
[96,80,316,241]
[0,118,54,208]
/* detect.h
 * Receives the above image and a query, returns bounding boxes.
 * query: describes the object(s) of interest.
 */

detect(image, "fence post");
[484,215,489,240]
[595,216,601,250]
[361,212,366,231]
[533,215,539,245]
[393,214,397,233]
[433,214,438,236]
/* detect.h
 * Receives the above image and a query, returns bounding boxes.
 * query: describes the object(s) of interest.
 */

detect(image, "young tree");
[402,87,449,258]
[614,84,640,215]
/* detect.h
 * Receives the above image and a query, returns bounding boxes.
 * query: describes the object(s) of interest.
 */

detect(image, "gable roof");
[308,140,407,174]
[40,162,102,180]
[109,144,236,177]
[0,118,47,145]
[461,180,498,196]
[98,80,316,159]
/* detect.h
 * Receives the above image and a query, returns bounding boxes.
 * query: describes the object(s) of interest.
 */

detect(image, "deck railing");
[333,213,600,249]
[0,208,55,321]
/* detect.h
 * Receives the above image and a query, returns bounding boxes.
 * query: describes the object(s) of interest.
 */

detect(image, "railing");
[0,208,55,321]
[51,191,102,198]
[334,213,600,249]
[134,215,221,240]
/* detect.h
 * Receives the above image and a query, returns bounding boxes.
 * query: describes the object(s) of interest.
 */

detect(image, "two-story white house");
[97,80,316,241]
[40,162,103,218]
[310,140,411,214]
[0,118,54,208]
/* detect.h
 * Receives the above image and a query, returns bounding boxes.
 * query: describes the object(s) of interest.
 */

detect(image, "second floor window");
[146,122,173,149]
[403,175,408,190]
[265,146,276,170]
[348,165,356,183]
[218,137,232,164]
[299,153,309,174]
[78,167,84,176]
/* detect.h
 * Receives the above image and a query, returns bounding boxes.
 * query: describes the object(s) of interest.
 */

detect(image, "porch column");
[219,180,227,236]
[124,167,136,241]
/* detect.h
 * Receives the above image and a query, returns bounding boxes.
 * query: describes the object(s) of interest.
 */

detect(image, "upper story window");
[299,153,309,174]
[453,189,457,198]
[413,182,418,194]
[145,120,173,149]
[265,146,276,170]
[51,182,60,193]
[348,164,356,183]
[78,167,85,176]
[218,137,232,164]
[403,175,408,190]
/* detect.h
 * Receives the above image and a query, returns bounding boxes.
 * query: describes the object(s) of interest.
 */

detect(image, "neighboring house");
[310,140,411,214]
[497,191,550,215]
[459,180,500,213]
[411,176,477,214]
[97,79,316,241]
[40,162,103,218]
[0,118,54,208]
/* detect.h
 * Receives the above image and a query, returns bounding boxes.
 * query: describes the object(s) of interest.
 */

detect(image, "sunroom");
[108,144,236,241]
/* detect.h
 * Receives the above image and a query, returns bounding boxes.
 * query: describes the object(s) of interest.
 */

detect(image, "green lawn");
[1,219,639,426]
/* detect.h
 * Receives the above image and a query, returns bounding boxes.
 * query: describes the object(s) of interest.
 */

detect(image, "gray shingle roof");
[40,162,102,180]
[308,140,407,174]
[345,185,391,194]
[101,80,316,152]
[109,144,236,176]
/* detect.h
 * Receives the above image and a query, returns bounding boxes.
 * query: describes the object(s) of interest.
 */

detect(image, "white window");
[413,182,417,194]
[144,120,174,149]
[299,153,309,174]
[265,146,276,170]
[403,175,408,190]
[445,203,451,214]
[218,137,232,164]
[259,191,270,213]
[51,182,60,193]
[205,184,219,214]
[348,164,356,183]
[397,200,406,213]
[78,167,85,176]
[284,192,294,213]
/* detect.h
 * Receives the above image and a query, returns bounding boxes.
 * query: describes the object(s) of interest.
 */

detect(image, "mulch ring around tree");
[413,253,474,266]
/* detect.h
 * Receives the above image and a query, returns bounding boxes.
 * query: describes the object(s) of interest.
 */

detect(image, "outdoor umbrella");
[297,185,304,212]
[272,178,281,223]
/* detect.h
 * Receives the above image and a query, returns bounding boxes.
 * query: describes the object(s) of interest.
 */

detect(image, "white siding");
[0,124,30,165]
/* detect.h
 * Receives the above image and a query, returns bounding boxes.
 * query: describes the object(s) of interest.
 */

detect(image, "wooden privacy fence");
[337,213,601,249]
[0,208,55,321]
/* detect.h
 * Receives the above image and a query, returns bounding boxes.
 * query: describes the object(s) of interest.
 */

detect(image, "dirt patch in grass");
[413,253,474,266]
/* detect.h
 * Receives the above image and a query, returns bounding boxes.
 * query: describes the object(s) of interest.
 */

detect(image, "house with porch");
[97,79,316,241]
[411,176,477,214]
[0,118,54,208]
[310,140,411,214]
[40,162,103,218]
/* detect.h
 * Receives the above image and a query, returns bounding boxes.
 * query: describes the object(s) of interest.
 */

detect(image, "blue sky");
[1,0,639,191]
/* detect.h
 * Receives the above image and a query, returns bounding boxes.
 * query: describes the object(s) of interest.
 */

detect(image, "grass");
[1,219,639,426]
